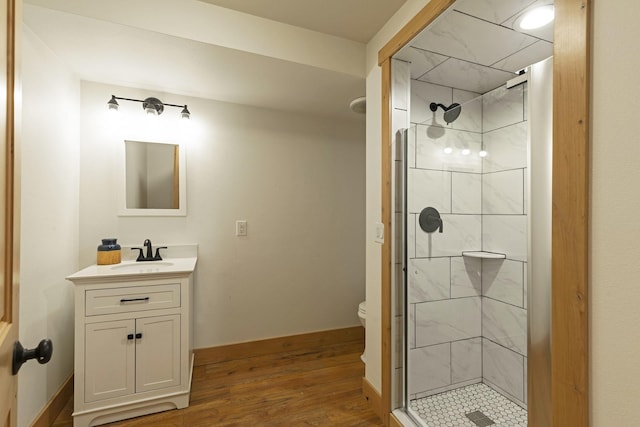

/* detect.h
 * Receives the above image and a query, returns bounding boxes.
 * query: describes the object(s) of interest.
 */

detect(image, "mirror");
[120,140,186,216]
[126,141,178,209]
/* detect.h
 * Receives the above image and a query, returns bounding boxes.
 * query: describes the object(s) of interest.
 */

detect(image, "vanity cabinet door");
[85,319,136,403]
[135,314,181,393]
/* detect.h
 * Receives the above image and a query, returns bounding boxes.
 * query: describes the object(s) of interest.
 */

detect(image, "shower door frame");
[377,1,591,426]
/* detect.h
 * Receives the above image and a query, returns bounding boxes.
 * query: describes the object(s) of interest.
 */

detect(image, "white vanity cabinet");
[67,257,196,427]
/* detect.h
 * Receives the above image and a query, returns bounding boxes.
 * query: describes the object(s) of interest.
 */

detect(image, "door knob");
[12,339,53,375]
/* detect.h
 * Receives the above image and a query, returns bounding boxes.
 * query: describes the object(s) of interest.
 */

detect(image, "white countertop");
[66,257,197,283]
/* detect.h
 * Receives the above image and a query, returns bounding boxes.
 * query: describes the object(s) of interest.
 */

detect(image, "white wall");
[591,2,640,425]
[364,0,431,394]
[79,82,366,348]
[18,27,80,427]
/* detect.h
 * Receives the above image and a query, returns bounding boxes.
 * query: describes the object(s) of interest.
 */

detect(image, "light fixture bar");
[107,95,191,119]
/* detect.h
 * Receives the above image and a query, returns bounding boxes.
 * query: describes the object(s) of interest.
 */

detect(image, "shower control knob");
[419,207,443,233]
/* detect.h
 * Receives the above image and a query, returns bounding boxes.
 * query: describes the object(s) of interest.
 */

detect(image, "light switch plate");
[374,222,384,244]
[236,220,247,236]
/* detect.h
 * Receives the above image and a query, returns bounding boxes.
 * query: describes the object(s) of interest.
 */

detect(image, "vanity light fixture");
[517,5,554,30]
[106,95,191,119]
[143,97,164,116]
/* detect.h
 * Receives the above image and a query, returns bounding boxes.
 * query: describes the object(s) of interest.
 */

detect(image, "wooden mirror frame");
[377,0,590,426]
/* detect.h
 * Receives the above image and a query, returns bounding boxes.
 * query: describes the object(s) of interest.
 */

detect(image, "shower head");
[429,102,462,124]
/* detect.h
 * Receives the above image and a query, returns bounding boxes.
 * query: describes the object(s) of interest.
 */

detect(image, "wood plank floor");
[52,340,382,426]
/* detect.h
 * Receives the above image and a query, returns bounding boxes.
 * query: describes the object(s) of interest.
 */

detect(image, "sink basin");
[66,250,197,282]
[110,261,174,271]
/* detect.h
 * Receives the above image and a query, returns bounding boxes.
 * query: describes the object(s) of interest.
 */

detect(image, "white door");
[0,0,20,426]
[135,315,180,393]
[85,320,136,403]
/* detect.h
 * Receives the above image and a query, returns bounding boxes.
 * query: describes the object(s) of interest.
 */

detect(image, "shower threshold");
[408,383,527,427]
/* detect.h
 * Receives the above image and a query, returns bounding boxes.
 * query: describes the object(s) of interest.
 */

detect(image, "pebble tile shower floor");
[409,383,527,427]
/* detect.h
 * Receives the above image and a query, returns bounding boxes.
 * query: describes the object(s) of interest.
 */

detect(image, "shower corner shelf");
[462,251,506,259]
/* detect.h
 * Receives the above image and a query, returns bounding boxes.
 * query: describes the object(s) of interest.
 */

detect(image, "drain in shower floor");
[465,410,495,427]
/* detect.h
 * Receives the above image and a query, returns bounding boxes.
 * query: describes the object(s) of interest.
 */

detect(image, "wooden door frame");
[377,0,590,425]
[1,0,20,426]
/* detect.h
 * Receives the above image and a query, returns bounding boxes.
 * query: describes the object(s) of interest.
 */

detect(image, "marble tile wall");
[408,80,484,399]
[480,83,528,408]
[406,80,528,407]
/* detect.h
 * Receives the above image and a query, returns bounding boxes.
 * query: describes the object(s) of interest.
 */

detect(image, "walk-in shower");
[388,1,554,426]
[394,82,531,427]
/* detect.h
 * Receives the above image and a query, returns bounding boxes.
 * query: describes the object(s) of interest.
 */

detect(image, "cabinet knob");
[12,339,53,375]
[135,333,142,339]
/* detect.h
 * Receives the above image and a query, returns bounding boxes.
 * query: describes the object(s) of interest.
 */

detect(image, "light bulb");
[106,95,119,112]
[519,5,554,30]
[461,148,470,156]
[479,150,488,158]
[443,147,453,155]
[181,105,191,120]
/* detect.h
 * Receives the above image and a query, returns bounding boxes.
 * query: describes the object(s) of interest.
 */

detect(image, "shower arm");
[430,103,448,112]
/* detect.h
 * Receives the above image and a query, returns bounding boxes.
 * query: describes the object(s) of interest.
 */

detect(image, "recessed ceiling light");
[518,5,555,30]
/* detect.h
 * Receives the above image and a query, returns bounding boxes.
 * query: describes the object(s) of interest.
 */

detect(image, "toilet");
[358,301,366,363]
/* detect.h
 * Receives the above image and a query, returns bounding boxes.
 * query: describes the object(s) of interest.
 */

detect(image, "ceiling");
[23,3,367,121]
[395,0,554,94]
[23,0,554,122]
[24,0,406,122]
[197,0,407,43]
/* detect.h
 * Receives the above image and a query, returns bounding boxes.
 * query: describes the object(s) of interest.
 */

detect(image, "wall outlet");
[236,220,247,236]
[374,222,384,244]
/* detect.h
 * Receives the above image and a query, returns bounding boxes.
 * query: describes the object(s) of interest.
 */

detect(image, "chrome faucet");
[131,239,167,262]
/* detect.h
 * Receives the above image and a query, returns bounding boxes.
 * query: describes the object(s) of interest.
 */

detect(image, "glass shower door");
[394,85,531,426]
